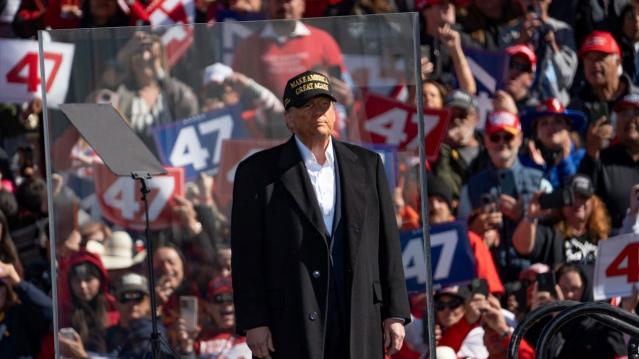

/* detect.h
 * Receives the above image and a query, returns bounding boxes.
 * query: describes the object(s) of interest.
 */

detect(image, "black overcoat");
[231,136,411,359]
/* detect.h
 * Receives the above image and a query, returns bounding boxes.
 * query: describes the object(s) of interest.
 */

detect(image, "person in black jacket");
[0,260,52,358]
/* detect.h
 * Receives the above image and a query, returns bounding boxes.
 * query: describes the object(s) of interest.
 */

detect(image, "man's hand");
[247,326,275,359]
[383,318,405,355]
[481,295,509,335]
[59,330,89,359]
[465,293,488,324]
[499,194,523,221]
[586,117,613,158]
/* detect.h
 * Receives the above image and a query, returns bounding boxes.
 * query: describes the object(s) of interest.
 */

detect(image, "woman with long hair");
[59,250,118,355]
[513,174,610,268]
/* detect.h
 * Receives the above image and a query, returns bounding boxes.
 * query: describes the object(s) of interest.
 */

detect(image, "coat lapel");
[333,141,366,270]
[278,136,327,237]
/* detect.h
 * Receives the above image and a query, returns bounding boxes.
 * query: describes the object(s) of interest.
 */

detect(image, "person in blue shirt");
[520,98,587,188]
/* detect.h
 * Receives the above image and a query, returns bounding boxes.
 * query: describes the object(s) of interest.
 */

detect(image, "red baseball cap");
[506,45,537,71]
[579,31,621,58]
[485,111,521,136]
[207,275,233,299]
[416,0,468,10]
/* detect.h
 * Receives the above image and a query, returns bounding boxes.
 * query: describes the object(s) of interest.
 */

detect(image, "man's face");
[484,130,522,168]
[583,51,619,88]
[506,55,534,101]
[623,6,639,42]
[428,195,452,224]
[535,115,569,149]
[116,291,151,325]
[267,0,305,19]
[285,96,336,141]
[208,293,236,330]
[615,107,639,147]
[154,247,184,290]
[446,106,477,147]
[423,1,455,29]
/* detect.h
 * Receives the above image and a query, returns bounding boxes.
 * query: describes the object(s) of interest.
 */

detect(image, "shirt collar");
[294,135,334,168]
[260,21,311,41]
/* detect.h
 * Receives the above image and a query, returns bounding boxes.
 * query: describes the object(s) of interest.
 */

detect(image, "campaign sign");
[93,164,184,230]
[594,233,639,300]
[401,221,476,293]
[215,138,283,208]
[0,38,75,105]
[463,48,509,128]
[152,106,246,181]
[361,94,450,161]
[146,0,195,67]
[362,143,398,191]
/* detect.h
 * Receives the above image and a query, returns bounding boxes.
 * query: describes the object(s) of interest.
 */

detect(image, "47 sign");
[152,106,247,180]
[361,94,450,161]
[93,164,184,230]
[0,39,75,104]
[594,233,639,300]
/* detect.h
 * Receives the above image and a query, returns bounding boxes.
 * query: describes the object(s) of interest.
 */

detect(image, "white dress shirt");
[294,136,336,233]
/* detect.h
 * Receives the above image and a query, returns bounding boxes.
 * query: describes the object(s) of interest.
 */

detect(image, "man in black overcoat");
[231,70,411,359]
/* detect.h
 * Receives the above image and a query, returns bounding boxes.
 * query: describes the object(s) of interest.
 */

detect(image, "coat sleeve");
[375,154,411,324]
[231,160,269,334]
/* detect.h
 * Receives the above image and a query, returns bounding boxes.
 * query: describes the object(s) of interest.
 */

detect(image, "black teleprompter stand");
[60,104,180,358]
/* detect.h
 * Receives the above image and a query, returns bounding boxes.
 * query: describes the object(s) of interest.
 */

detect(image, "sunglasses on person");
[211,293,233,304]
[119,291,146,304]
[435,297,464,311]
[489,132,515,143]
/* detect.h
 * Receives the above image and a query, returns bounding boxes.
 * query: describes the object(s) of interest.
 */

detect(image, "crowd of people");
[0,0,639,358]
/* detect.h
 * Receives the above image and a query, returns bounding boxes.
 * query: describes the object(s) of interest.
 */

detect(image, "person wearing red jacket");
[58,250,119,355]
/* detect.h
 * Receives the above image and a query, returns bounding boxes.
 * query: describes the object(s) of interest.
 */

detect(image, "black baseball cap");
[283,70,337,110]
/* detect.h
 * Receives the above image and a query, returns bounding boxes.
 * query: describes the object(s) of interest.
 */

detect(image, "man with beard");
[458,111,551,285]
[579,93,639,231]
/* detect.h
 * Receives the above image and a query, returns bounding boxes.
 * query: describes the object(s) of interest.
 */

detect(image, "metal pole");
[38,30,61,359]
[411,12,437,359]
[136,176,160,358]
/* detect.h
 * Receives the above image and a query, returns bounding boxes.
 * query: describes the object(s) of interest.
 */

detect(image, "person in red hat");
[177,275,252,358]
[569,30,639,144]
[499,0,578,105]
[503,44,540,113]
[520,98,588,188]
[458,111,552,286]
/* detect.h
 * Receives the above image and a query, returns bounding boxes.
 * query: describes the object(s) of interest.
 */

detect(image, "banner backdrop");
[401,221,476,292]
[0,38,75,104]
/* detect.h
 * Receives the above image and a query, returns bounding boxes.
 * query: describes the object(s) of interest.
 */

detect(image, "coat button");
[312,270,321,278]
[308,312,318,321]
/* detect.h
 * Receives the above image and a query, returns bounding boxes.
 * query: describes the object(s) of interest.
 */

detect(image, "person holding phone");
[178,275,252,358]
[433,285,488,358]
[513,175,610,267]
[458,111,552,284]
